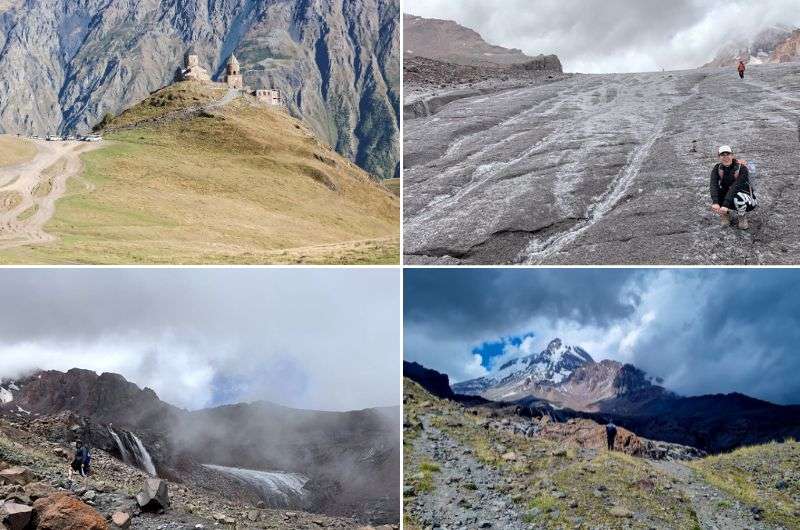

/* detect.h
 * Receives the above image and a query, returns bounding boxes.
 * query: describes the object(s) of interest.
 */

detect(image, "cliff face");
[403,13,561,71]
[0,0,399,178]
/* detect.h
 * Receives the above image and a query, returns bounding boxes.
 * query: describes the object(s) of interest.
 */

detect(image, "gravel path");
[650,460,774,530]
[405,414,528,530]
[404,63,800,264]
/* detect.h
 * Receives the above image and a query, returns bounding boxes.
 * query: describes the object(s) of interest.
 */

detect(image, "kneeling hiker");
[710,145,756,230]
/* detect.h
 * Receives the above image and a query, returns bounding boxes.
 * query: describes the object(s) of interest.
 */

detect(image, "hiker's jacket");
[710,160,751,209]
[738,62,746,72]
[74,447,89,465]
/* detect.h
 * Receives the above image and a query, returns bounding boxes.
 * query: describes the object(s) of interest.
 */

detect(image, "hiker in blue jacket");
[69,440,90,479]
[710,145,757,230]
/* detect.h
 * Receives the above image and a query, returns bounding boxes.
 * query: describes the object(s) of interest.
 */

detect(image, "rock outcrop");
[136,478,169,511]
[0,0,400,179]
[31,493,108,530]
[703,24,800,67]
[403,13,559,68]
[403,361,455,399]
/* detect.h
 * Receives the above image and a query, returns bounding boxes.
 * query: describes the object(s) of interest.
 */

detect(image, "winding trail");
[404,63,800,264]
[0,138,103,249]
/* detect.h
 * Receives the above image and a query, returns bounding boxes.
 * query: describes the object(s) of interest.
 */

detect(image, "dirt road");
[404,63,800,264]
[0,137,103,249]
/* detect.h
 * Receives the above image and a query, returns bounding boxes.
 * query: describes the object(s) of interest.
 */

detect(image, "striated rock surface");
[0,0,399,179]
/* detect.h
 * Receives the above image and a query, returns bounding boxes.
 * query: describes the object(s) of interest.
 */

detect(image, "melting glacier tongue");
[203,464,309,508]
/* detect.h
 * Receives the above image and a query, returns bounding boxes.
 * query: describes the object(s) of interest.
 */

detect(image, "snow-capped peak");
[452,338,595,395]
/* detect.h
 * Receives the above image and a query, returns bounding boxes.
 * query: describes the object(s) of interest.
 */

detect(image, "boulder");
[24,481,56,501]
[53,448,70,460]
[0,467,33,486]
[32,492,108,530]
[2,501,33,530]
[135,478,169,511]
[111,511,130,529]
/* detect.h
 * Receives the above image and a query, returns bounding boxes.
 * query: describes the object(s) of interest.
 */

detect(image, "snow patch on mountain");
[452,338,594,395]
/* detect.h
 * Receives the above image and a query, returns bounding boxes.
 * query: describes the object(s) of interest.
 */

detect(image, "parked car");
[83,135,102,142]
[46,135,62,141]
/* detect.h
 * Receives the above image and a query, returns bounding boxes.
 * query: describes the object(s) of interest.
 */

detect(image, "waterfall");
[129,431,157,476]
[203,464,308,508]
[107,425,157,476]
[108,426,132,464]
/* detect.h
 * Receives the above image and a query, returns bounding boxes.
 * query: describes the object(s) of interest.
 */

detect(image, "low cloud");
[0,269,400,412]
[405,269,800,404]
[406,0,800,73]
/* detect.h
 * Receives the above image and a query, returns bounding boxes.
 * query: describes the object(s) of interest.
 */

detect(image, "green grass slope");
[2,82,399,264]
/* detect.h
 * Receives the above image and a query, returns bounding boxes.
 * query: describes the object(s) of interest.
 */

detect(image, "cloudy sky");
[405,0,800,73]
[405,268,800,405]
[0,269,400,412]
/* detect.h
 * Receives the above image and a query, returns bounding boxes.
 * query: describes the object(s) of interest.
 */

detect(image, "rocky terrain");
[407,338,800,454]
[0,368,401,527]
[0,0,399,179]
[402,13,566,124]
[451,339,671,409]
[404,62,800,264]
[403,13,561,69]
[403,378,800,529]
[0,410,396,529]
[704,25,800,67]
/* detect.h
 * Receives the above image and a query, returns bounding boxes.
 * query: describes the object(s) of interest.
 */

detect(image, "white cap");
[719,145,733,154]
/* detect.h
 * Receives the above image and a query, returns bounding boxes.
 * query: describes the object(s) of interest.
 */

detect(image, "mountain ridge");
[0,0,399,179]
[0,366,400,523]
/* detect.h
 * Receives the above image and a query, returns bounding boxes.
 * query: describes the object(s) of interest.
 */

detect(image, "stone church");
[175,50,282,106]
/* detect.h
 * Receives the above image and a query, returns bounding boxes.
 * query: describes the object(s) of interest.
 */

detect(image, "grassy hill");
[404,378,799,529]
[1,82,399,264]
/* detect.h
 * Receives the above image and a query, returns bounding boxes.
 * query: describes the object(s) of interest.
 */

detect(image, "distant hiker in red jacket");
[738,60,746,79]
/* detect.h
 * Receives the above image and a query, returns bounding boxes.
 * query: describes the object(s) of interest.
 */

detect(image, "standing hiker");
[710,145,757,230]
[738,60,746,79]
[606,421,617,451]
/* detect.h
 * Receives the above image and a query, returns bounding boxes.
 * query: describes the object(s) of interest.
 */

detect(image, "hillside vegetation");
[1,82,399,264]
[404,378,799,529]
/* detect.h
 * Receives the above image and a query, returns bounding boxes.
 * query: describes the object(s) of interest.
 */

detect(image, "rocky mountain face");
[402,361,454,399]
[0,368,400,524]
[403,13,561,70]
[703,24,800,67]
[0,0,399,179]
[410,340,800,454]
[451,338,668,409]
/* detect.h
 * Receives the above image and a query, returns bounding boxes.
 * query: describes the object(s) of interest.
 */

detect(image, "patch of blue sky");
[472,331,535,370]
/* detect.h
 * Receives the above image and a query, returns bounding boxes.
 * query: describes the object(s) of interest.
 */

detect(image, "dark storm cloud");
[404,268,644,334]
[404,269,800,405]
[405,0,800,72]
[0,269,400,411]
